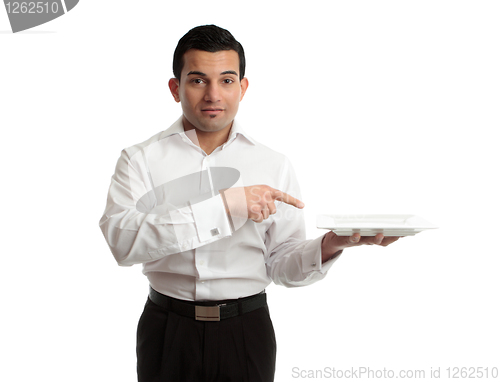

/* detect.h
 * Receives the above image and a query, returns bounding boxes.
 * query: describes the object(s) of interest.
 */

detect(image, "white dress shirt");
[99,116,339,301]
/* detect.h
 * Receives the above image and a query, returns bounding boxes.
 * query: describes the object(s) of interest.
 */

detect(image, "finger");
[271,189,305,208]
[357,234,382,245]
[380,236,401,246]
[249,205,262,222]
[331,232,354,247]
[262,206,270,220]
[250,204,261,214]
[262,190,275,204]
[251,212,264,223]
[348,233,361,244]
[268,201,277,215]
[374,233,384,245]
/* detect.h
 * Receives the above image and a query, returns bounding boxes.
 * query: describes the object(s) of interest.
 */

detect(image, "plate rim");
[316,214,438,230]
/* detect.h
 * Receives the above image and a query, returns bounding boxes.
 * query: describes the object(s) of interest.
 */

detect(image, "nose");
[204,83,221,103]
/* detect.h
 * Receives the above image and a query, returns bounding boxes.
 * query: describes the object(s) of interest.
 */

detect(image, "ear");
[239,77,249,101]
[168,78,181,103]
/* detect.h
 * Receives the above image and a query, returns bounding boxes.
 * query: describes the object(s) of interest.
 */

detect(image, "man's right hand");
[221,185,305,223]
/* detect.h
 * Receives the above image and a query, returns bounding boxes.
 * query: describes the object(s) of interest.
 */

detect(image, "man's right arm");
[98,149,232,266]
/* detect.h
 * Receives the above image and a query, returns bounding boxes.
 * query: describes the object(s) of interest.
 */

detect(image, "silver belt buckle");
[195,305,221,321]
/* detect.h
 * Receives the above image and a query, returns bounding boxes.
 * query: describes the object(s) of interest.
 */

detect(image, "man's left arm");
[263,157,339,287]
[264,158,400,287]
[265,212,401,287]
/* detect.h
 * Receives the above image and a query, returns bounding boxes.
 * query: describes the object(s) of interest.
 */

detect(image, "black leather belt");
[149,287,267,322]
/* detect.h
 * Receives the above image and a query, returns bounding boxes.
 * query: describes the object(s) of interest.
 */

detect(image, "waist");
[145,270,271,301]
[148,286,267,321]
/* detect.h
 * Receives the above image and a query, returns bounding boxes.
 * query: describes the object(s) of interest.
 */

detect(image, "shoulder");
[247,136,292,167]
[122,130,165,159]
[254,140,288,162]
[231,119,289,164]
[121,117,184,160]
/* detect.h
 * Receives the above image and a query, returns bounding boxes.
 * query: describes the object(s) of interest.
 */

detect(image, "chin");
[199,120,230,132]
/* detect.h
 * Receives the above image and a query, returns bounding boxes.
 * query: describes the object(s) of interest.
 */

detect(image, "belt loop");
[237,300,243,316]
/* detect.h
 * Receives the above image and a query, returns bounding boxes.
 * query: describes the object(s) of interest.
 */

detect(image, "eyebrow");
[186,70,238,77]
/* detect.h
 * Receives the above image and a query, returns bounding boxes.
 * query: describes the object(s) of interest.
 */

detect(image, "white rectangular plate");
[316,214,438,236]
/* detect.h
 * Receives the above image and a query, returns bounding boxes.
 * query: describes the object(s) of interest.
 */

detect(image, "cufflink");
[210,228,220,236]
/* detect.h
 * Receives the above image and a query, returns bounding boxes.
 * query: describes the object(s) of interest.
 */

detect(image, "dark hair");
[173,25,245,80]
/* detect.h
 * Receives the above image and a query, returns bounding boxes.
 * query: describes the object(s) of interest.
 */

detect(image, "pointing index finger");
[271,189,305,209]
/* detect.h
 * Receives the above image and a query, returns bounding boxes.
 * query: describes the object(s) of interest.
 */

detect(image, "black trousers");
[136,296,277,382]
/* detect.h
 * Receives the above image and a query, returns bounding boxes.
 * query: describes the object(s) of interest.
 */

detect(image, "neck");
[182,117,233,155]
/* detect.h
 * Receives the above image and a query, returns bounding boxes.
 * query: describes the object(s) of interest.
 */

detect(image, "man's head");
[172,25,245,81]
[169,25,249,136]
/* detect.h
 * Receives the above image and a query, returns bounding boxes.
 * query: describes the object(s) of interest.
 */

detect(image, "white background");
[1,1,499,381]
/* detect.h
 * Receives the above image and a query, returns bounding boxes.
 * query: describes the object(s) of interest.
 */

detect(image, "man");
[99,25,399,382]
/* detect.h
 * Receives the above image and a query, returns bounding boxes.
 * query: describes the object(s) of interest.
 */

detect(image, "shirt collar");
[160,116,256,146]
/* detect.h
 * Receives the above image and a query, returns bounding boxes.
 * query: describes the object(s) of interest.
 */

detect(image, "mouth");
[201,108,224,116]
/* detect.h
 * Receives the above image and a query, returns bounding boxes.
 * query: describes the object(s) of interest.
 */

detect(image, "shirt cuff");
[190,194,232,242]
[301,234,342,274]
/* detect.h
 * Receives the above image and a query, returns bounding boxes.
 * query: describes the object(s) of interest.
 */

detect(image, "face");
[169,49,249,134]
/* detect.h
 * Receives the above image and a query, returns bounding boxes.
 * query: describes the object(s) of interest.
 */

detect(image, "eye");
[223,78,235,84]
[192,78,205,84]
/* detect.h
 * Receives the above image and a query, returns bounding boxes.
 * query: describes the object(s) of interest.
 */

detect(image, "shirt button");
[311,262,317,267]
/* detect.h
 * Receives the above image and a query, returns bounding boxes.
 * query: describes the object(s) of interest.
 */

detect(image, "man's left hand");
[321,231,401,263]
